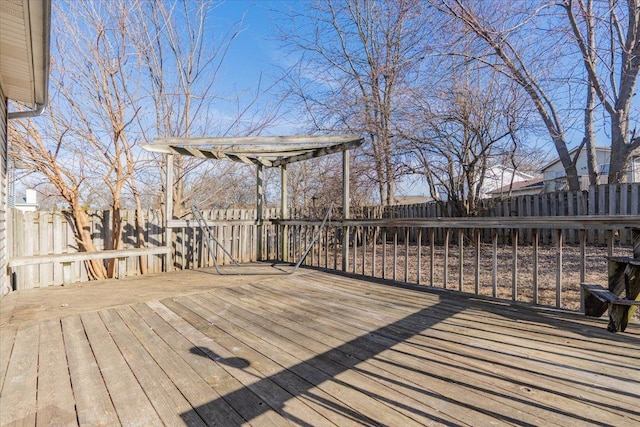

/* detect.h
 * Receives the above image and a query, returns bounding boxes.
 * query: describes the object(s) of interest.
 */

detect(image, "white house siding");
[633,157,640,182]
[478,166,533,199]
[0,83,8,296]
[542,148,635,191]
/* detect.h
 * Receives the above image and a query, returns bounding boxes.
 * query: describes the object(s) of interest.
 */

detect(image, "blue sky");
[213,1,301,134]
[215,1,278,89]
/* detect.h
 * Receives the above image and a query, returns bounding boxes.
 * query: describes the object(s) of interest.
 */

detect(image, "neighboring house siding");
[542,147,638,191]
[0,84,8,296]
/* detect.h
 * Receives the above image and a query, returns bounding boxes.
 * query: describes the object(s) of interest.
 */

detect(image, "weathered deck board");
[36,319,76,427]
[157,297,343,427]
[81,311,163,426]
[0,325,16,392]
[61,315,119,426]
[192,290,502,426]
[183,293,448,426]
[219,284,595,424]
[99,308,208,427]
[121,305,248,426]
[179,294,384,426]
[0,324,38,426]
[213,282,608,426]
[145,300,297,427]
[0,267,639,426]
[229,277,638,425]
[215,285,494,425]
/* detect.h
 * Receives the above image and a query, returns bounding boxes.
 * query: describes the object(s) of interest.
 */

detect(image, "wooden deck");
[1,267,639,426]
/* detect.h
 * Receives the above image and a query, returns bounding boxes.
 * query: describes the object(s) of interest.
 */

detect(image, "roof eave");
[5,0,51,118]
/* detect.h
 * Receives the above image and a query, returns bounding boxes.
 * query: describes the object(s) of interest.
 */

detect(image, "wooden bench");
[582,227,640,332]
[8,247,170,288]
[581,283,640,332]
[581,256,640,332]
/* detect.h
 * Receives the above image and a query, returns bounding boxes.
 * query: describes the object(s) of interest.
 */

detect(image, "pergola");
[141,134,364,262]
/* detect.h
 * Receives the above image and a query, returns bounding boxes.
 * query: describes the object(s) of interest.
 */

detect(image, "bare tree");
[9,112,109,279]
[285,155,375,217]
[278,0,433,206]
[9,0,284,278]
[130,0,281,218]
[442,0,640,188]
[441,1,584,190]
[403,64,531,216]
[563,0,640,184]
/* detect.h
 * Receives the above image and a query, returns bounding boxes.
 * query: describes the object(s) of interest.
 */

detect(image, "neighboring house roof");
[391,195,432,206]
[489,177,544,196]
[484,164,534,180]
[0,0,51,110]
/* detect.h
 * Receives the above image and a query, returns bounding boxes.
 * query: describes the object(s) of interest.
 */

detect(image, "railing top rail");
[8,247,171,268]
[273,215,640,230]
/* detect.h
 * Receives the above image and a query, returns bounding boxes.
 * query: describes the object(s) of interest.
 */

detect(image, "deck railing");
[271,216,639,312]
[9,206,639,313]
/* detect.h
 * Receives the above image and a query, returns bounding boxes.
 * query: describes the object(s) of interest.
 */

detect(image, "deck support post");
[165,154,174,271]
[257,164,264,261]
[281,165,289,262]
[342,150,350,271]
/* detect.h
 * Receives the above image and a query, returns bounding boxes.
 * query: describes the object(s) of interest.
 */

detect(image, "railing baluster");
[263,216,637,312]
[333,226,338,270]
[324,227,329,268]
[579,229,586,283]
[444,228,449,289]
[353,226,358,274]
[556,228,563,308]
[430,228,435,287]
[512,229,518,301]
[417,228,422,285]
[458,228,464,292]
[404,228,409,283]
[533,228,539,305]
[608,230,614,257]
[492,229,498,298]
[382,228,387,280]
[343,226,350,271]
[372,227,378,278]
[393,228,398,281]
[362,227,367,276]
[475,228,481,295]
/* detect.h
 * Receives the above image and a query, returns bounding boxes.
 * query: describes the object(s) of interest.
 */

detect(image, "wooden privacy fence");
[385,183,640,245]
[169,208,279,271]
[387,183,640,218]
[8,208,275,290]
[273,216,639,312]
[9,209,167,290]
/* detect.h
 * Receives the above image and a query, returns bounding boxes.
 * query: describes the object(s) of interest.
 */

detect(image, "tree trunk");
[133,191,148,275]
[585,85,598,186]
[72,206,108,280]
[106,207,123,277]
[609,114,633,184]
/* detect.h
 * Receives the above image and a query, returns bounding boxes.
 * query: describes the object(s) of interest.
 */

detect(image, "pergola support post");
[342,150,350,271]
[281,165,289,262]
[256,164,265,261]
[164,154,174,271]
